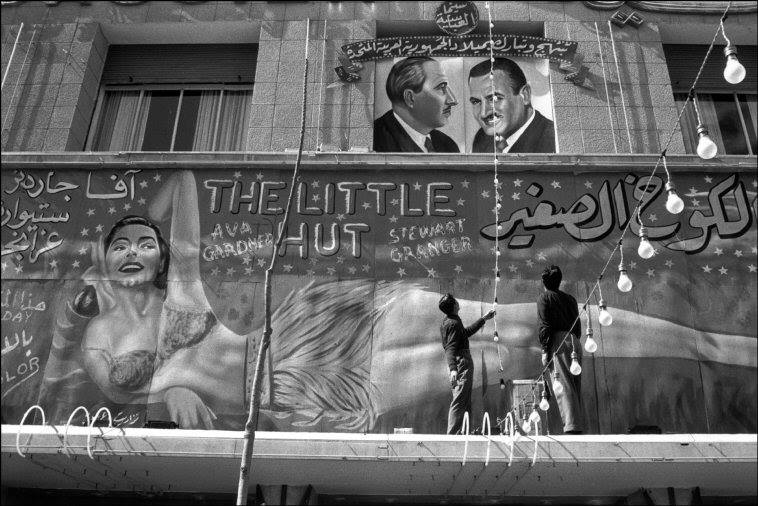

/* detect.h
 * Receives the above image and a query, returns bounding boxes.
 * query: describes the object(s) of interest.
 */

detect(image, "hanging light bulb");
[551,377,564,396]
[522,418,531,433]
[637,226,655,259]
[617,262,633,292]
[598,299,613,326]
[569,351,582,376]
[584,327,598,353]
[499,378,506,390]
[664,181,685,214]
[493,330,499,342]
[529,404,541,424]
[695,124,718,160]
[723,45,746,84]
[539,391,550,411]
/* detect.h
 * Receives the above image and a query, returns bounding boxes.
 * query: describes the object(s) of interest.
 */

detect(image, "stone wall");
[2,1,755,153]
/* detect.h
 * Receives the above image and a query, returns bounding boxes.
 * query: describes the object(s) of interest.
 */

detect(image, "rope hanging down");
[236,19,312,506]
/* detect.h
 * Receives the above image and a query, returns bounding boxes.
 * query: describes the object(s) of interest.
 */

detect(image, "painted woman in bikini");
[46,171,376,431]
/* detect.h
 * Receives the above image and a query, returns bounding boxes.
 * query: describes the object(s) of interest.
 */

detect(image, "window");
[665,44,757,156]
[675,92,757,155]
[87,44,256,152]
[89,86,252,151]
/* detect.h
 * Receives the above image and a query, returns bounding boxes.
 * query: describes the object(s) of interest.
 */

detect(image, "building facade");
[1,1,756,503]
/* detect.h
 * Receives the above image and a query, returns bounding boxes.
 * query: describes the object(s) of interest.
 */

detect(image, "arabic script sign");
[435,1,479,36]
[342,34,577,64]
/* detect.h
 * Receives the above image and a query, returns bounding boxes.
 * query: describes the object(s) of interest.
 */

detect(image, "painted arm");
[50,286,99,360]
[148,170,209,310]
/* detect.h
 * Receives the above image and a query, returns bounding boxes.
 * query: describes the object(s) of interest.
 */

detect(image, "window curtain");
[92,90,151,151]
[676,94,698,155]
[131,93,151,150]
[745,96,757,132]
[741,94,757,154]
[192,90,221,151]
[215,90,251,151]
[93,90,140,150]
[92,88,251,151]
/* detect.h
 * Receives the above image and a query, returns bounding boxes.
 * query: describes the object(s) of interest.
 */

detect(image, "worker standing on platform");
[439,294,495,435]
[537,265,585,434]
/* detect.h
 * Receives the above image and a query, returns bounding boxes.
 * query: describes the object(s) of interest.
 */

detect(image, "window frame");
[674,89,757,156]
[86,83,254,152]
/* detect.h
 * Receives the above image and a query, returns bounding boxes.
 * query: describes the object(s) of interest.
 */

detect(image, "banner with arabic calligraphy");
[1,166,755,434]
[342,35,577,64]
[374,57,555,154]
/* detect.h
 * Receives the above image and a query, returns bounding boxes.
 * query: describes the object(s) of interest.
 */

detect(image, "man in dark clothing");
[439,294,495,435]
[537,265,584,434]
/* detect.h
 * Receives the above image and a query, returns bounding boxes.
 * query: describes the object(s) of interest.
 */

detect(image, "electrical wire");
[505,1,735,427]
[485,1,504,374]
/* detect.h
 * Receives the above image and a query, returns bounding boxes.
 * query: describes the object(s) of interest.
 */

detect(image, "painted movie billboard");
[1,166,756,433]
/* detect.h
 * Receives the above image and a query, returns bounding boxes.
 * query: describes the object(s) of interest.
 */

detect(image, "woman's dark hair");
[105,215,170,289]
[541,265,562,291]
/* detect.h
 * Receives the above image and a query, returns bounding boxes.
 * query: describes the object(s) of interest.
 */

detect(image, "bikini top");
[84,307,217,391]
[105,349,156,390]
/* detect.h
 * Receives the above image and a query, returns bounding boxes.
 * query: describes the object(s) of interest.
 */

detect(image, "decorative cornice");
[583,1,757,14]
[1,152,755,173]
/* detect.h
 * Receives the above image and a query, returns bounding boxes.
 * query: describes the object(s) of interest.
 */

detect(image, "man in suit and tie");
[374,57,460,153]
[468,57,556,154]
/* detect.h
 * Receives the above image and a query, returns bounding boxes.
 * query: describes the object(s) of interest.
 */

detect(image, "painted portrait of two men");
[374,56,556,154]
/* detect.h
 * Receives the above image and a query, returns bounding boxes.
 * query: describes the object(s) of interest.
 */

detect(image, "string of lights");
[484,3,505,377]
[487,1,743,431]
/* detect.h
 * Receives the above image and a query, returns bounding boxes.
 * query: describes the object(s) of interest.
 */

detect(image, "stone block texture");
[1,1,755,154]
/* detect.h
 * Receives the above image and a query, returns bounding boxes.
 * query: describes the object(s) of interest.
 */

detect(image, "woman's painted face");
[105,224,161,286]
